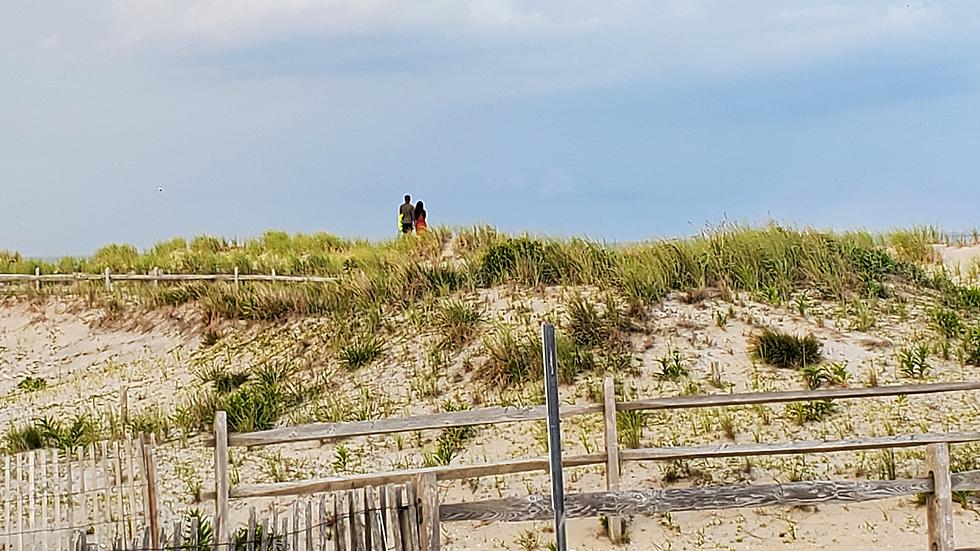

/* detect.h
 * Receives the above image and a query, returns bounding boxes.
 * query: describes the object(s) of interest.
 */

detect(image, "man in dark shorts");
[399,195,415,234]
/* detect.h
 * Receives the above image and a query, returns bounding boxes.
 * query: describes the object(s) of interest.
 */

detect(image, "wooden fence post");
[120,387,129,427]
[602,377,624,543]
[104,268,111,291]
[152,268,160,287]
[34,267,40,292]
[234,267,239,286]
[139,434,160,549]
[214,411,230,545]
[416,474,439,551]
[926,443,954,551]
[540,323,567,551]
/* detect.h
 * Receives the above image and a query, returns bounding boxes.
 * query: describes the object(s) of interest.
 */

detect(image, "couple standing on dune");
[398,195,428,235]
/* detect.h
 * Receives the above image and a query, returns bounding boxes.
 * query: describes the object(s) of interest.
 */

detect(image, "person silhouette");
[398,195,415,234]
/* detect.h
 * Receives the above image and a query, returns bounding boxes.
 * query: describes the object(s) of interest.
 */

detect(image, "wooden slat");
[416,476,438,551]
[382,486,400,551]
[112,442,126,543]
[404,484,419,551]
[260,517,270,551]
[101,441,113,546]
[214,412,230,545]
[225,404,602,448]
[306,498,314,551]
[4,455,10,551]
[439,478,937,522]
[293,499,301,551]
[620,432,980,462]
[319,495,328,551]
[350,491,365,551]
[248,506,256,551]
[17,453,24,551]
[28,452,36,550]
[366,488,383,550]
[52,450,62,551]
[124,435,138,541]
[334,492,347,551]
[88,443,98,548]
[619,381,980,412]
[927,444,955,551]
[39,450,48,551]
[216,454,605,499]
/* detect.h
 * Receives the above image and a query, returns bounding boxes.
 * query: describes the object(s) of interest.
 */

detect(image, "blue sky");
[3,1,980,255]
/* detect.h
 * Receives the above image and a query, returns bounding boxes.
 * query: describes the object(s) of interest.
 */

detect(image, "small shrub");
[434,299,484,349]
[556,336,597,384]
[340,336,383,371]
[785,400,835,425]
[566,295,608,347]
[897,344,931,379]
[656,349,688,381]
[17,376,47,392]
[749,329,822,369]
[480,326,541,387]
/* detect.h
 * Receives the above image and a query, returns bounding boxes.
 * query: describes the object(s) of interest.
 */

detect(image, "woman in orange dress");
[414,201,428,233]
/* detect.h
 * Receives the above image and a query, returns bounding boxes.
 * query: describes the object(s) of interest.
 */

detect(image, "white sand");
[1,287,980,550]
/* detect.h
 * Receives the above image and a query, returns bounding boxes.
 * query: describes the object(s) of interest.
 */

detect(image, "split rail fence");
[199,378,980,551]
[0,269,337,290]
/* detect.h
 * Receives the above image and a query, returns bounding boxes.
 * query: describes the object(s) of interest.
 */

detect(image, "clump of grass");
[656,349,688,381]
[16,376,47,392]
[785,400,835,425]
[961,327,980,366]
[340,336,383,370]
[897,344,931,379]
[930,308,963,340]
[749,329,822,369]
[566,295,608,347]
[3,414,102,453]
[480,326,541,388]
[800,362,850,390]
[617,410,648,448]
[433,299,484,349]
[423,399,477,467]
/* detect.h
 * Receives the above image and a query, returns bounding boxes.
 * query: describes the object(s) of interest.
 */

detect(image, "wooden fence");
[202,378,980,550]
[76,483,427,551]
[0,269,337,290]
[0,434,158,551]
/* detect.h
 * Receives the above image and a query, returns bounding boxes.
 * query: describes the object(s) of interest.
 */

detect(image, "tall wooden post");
[139,434,159,549]
[541,323,567,551]
[603,377,624,543]
[104,268,111,291]
[34,267,40,292]
[926,443,954,551]
[214,412,230,545]
[234,267,240,286]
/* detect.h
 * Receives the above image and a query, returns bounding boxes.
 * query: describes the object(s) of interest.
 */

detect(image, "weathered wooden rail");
[0,269,338,290]
[206,378,980,550]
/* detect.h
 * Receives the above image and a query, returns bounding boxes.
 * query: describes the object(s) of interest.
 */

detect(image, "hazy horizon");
[4,1,980,256]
